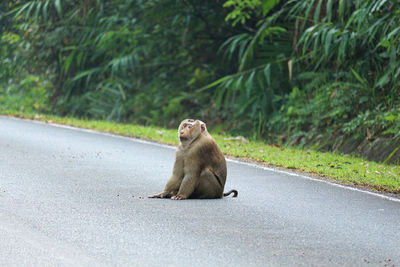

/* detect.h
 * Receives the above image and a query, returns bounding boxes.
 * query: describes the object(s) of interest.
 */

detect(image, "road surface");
[1,116,399,266]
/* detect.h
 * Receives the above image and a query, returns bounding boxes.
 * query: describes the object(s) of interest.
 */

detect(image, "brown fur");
[148,119,237,200]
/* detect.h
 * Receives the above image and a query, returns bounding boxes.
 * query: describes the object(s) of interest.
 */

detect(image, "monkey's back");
[193,135,227,185]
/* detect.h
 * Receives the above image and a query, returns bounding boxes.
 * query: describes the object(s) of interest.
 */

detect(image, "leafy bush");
[213,0,400,144]
[0,75,50,113]
[2,0,399,162]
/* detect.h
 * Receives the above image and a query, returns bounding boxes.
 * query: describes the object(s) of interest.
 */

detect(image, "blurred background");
[1,0,399,162]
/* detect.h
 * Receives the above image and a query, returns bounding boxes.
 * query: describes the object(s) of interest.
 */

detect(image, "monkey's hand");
[148,192,169,198]
[171,194,187,200]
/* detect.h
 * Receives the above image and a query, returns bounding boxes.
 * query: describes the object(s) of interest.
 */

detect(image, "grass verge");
[2,111,400,195]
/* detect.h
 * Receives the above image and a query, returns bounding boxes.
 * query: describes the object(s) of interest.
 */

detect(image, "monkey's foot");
[171,195,186,200]
[148,193,165,198]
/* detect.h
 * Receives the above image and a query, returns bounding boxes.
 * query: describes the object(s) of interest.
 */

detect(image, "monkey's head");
[178,119,206,143]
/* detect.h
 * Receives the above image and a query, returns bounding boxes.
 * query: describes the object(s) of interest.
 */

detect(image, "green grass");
[2,110,400,195]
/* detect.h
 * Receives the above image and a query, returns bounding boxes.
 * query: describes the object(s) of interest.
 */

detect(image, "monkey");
[149,119,238,200]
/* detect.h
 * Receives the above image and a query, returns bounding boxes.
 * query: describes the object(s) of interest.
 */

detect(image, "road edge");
[7,115,399,203]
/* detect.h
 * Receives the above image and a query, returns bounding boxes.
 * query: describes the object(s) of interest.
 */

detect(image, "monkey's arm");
[148,152,184,198]
[172,168,201,200]
[148,174,182,198]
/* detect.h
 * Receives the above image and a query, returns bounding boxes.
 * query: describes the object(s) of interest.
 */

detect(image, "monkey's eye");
[187,125,192,128]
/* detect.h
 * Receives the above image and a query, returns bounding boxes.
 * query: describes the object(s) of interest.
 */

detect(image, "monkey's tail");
[223,189,238,197]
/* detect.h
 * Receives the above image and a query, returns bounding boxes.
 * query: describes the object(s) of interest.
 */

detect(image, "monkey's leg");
[190,170,223,199]
[148,175,181,198]
[172,174,200,200]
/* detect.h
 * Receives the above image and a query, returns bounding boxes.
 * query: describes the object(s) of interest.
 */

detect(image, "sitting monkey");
[149,119,238,200]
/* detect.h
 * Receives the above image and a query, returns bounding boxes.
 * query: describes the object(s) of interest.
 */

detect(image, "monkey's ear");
[201,123,206,132]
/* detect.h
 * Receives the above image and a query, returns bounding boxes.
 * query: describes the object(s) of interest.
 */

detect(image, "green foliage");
[1,0,400,163]
[6,0,231,125]
[0,4,51,114]
[223,0,281,25]
[210,0,400,146]
[278,0,400,142]
[204,7,291,138]
[0,74,50,113]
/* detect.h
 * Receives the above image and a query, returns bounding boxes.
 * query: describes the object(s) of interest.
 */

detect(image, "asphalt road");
[1,116,400,266]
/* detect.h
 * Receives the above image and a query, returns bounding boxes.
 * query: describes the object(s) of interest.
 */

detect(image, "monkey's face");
[178,119,205,142]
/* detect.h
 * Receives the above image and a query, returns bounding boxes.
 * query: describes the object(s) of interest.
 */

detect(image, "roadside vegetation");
[1,1,399,193]
[2,111,399,195]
